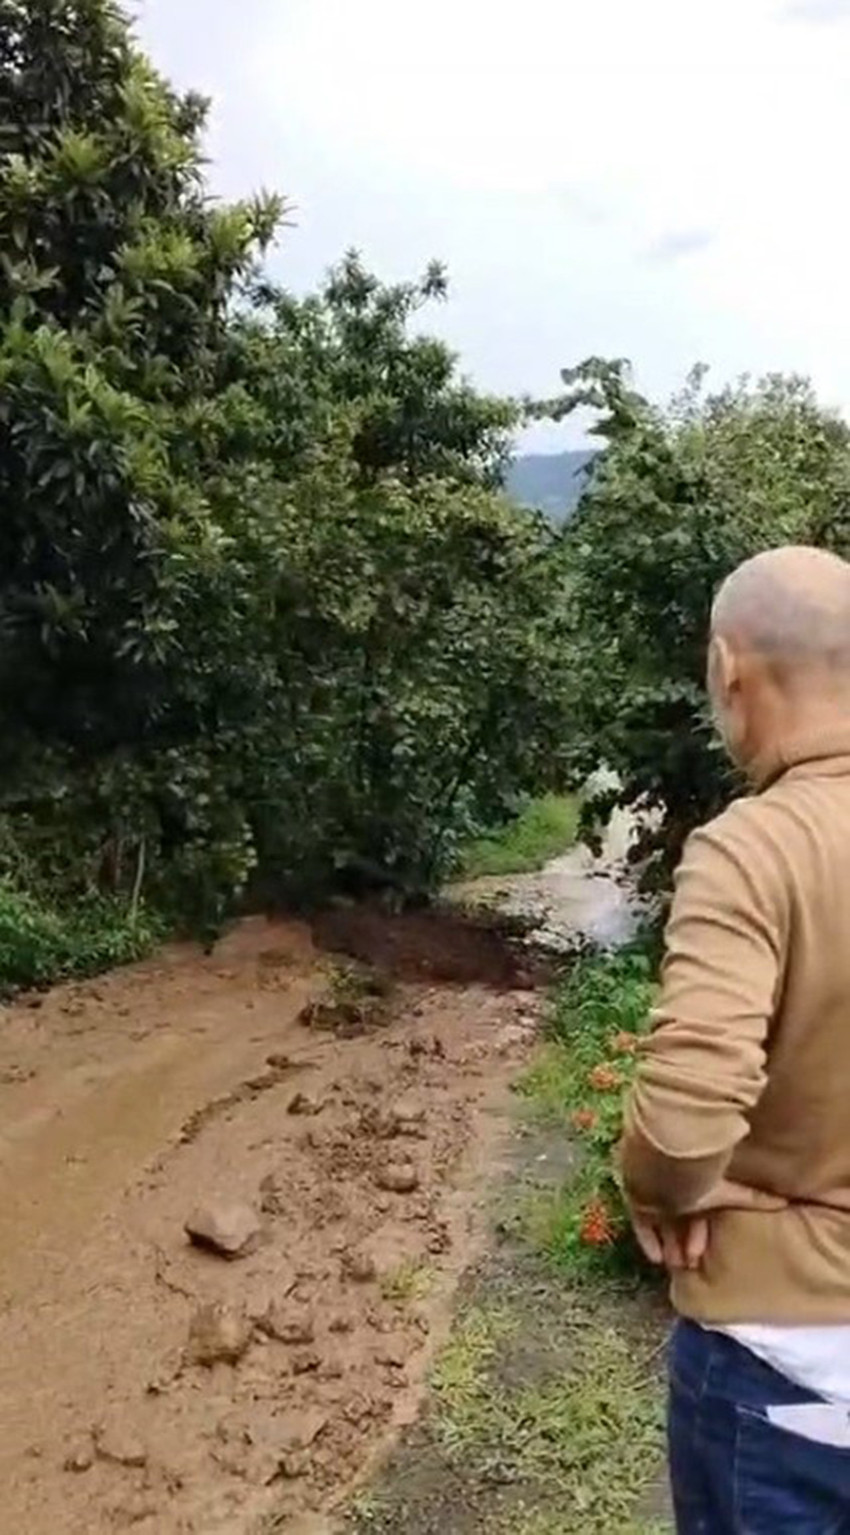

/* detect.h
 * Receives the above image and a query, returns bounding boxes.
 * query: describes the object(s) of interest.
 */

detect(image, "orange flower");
[612,1031,639,1056]
[579,1196,617,1247]
[571,1108,598,1133]
[587,1063,622,1092]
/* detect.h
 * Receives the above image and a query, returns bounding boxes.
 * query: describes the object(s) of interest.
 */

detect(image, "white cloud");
[784,0,850,22]
[134,0,850,445]
[644,231,715,264]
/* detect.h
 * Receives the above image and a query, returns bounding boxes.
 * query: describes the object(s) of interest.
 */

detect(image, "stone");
[259,1173,286,1217]
[265,1052,292,1070]
[291,1347,321,1375]
[375,1338,410,1368]
[342,1394,376,1425]
[187,1303,252,1367]
[360,1097,426,1141]
[329,1312,355,1334]
[256,1303,315,1345]
[0,1065,34,1085]
[288,1091,323,1116]
[94,1423,148,1469]
[184,1201,262,1259]
[108,1493,160,1525]
[277,1409,327,1452]
[393,1097,427,1137]
[212,1443,251,1480]
[278,1450,311,1479]
[427,1222,451,1255]
[64,1442,94,1474]
[493,1023,532,1056]
[341,1248,376,1283]
[374,1161,419,1195]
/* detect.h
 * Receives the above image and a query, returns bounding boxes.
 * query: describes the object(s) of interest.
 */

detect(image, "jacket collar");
[752,724,850,791]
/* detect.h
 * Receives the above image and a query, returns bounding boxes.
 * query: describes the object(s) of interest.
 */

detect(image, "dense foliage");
[0,0,573,979]
[551,359,850,878]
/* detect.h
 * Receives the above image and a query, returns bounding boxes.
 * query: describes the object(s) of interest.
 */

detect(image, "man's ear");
[708,633,739,700]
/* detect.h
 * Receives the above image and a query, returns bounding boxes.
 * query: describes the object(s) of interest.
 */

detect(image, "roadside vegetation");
[552,360,850,884]
[0,882,162,994]
[0,0,575,988]
[348,946,670,1535]
[5,4,850,993]
[521,945,657,1276]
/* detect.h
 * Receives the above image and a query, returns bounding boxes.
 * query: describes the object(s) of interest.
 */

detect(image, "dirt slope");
[0,914,538,1534]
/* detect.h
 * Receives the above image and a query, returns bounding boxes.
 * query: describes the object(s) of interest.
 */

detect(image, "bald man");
[621,546,850,1533]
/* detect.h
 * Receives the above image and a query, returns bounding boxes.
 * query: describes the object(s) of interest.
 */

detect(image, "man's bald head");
[712,546,850,674]
[709,547,850,775]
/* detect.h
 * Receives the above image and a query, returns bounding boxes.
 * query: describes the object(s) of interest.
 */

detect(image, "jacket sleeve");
[620,808,786,1215]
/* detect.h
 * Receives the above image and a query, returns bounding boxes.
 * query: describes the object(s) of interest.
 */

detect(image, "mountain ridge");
[506,449,594,521]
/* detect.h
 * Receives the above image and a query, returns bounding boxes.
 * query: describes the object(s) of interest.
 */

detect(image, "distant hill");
[506,450,595,522]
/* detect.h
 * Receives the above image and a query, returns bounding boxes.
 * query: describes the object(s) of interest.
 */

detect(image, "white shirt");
[720,1325,850,1404]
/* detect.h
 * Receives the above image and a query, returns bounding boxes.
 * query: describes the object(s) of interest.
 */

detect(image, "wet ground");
[449,807,641,952]
[0,914,543,1534]
[0,814,653,1533]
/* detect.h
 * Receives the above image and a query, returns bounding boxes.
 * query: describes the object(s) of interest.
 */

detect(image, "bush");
[522,945,656,1278]
[0,881,161,992]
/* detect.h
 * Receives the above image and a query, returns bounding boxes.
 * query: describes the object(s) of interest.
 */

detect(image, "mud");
[312,903,543,987]
[0,914,541,1534]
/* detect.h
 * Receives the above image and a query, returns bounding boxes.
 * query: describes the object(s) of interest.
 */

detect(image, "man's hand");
[630,1209,710,1272]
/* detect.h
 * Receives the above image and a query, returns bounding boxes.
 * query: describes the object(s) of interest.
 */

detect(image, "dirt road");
[0,913,540,1533]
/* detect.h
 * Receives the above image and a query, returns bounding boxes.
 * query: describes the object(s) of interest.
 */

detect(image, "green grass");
[459,794,579,879]
[0,880,162,993]
[380,1258,434,1305]
[430,1297,665,1535]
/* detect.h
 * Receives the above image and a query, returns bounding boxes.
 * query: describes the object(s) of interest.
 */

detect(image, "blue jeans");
[669,1320,850,1533]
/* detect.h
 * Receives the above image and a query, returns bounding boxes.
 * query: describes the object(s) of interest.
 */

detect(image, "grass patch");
[380,1258,434,1305]
[431,1306,516,1449]
[348,1258,667,1535]
[459,794,579,879]
[430,1292,664,1534]
[301,958,392,1035]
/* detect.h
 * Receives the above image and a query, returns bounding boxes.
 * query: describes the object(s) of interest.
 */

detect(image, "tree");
[234,250,519,487]
[233,451,572,897]
[0,0,282,898]
[551,360,850,880]
[0,1,574,941]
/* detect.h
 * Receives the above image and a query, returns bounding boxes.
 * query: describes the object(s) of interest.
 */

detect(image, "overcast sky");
[135,0,850,448]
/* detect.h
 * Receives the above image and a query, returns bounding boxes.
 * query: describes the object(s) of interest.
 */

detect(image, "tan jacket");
[621,726,850,1323]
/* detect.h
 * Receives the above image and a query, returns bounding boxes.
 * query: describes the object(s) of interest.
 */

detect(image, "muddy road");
[0,912,544,1534]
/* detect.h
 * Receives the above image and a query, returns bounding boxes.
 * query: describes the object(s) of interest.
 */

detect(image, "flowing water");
[450,804,644,952]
